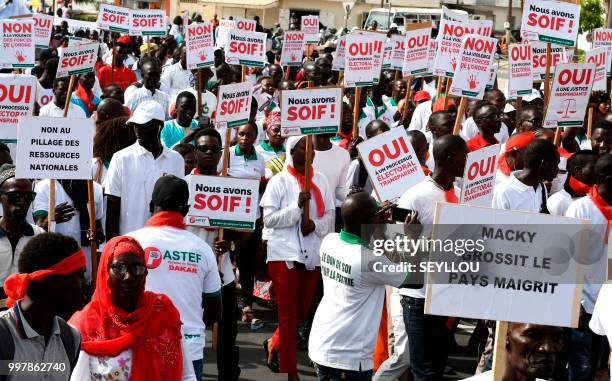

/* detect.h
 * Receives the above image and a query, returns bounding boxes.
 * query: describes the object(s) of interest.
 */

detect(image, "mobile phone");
[391,207,413,222]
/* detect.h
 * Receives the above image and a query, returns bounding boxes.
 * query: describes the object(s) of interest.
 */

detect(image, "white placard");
[131,9,167,37]
[0,20,34,69]
[97,4,130,33]
[390,34,405,71]
[544,63,595,128]
[520,0,580,47]
[16,116,93,180]
[56,43,99,78]
[425,203,588,328]
[280,87,342,136]
[235,18,256,32]
[531,41,571,81]
[332,36,346,71]
[450,34,497,99]
[0,74,36,140]
[460,144,500,206]
[403,24,432,76]
[225,29,266,68]
[434,19,493,77]
[186,22,214,69]
[187,175,259,230]
[344,32,385,87]
[215,19,235,49]
[357,128,425,202]
[586,47,609,91]
[216,82,253,128]
[280,31,305,67]
[301,15,319,44]
[509,43,533,97]
[32,14,53,49]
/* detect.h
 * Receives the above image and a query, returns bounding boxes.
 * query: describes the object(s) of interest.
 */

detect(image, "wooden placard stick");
[587,106,594,140]
[302,81,316,223]
[352,86,362,140]
[452,97,467,135]
[401,76,413,121]
[443,78,452,110]
[491,321,509,381]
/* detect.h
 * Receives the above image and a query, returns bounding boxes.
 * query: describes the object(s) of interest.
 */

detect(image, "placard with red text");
[280,87,342,136]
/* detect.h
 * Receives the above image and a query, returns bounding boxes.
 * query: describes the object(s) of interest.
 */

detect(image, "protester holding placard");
[547,150,598,216]
[70,72,100,118]
[35,57,58,110]
[171,67,217,120]
[39,77,86,118]
[492,139,559,212]
[104,101,184,239]
[397,135,468,381]
[128,175,221,381]
[185,127,241,381]
[260,136,335,379]
[461,89,510,144]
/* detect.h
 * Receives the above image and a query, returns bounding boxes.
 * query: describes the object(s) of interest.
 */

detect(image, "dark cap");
[151,175,189,209]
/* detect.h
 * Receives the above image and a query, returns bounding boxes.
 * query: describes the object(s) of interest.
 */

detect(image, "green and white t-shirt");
[308,230,409,371]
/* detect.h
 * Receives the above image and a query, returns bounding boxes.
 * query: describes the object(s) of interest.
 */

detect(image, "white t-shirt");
[227,146,266,179]
[125,86,170,120]
[104,142,184,235]
[397,176,458,298]
[39,101,86,118]
[491,171,546,213]
[260,170,335,269]
[589,282,612,375]
[460,117,510,144]
[313,144,351,208]
[547,188,574,216]
[160,62,192,101]
[128,225,222,361]
[408,100,432,134]
[308,231,408,371]
[565,195,608,314]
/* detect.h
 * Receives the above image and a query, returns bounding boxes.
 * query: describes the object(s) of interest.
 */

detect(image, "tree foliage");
[580,0,605,33]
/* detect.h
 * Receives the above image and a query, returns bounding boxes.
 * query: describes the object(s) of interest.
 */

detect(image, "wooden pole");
[453,97,467,135]
[284,66,290,80]
[63,75,76,117]
[302,81,316,223]
[491,321,509,381]
[48,181,56,233]
[543,42,552,107]
[401,76,413,121]
[587,106,594,139]
[436,76,443,97]
[87,180,98,288]
[443,79,452,110]
[352,87,362,140]
[197,68,202,118]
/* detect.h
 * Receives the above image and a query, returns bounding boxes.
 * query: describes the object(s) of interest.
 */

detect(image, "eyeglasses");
[110,263,147,277]
[196,145,222,153]
[477,113,502,121]
[1,191,36,203]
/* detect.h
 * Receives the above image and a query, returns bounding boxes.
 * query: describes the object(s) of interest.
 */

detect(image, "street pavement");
[203,303,479,381]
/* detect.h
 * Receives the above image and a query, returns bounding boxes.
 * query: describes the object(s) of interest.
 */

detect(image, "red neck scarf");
[145,211,186,230]
[444,187,459,203]
[422,165,432,176]
[498,154,512,176]
[466,134,497,152]
[4,249,86,307]
[74,83,95,114]
[588,186,612,222]
[287,165,325,218]
[568,176,591,197]
[69,237,183,381]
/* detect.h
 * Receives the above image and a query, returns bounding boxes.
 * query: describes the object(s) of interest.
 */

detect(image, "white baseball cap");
[127,100,165,124]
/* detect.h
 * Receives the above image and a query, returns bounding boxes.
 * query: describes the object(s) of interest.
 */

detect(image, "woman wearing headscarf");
[259,136,335,381]
[69,236,196,381]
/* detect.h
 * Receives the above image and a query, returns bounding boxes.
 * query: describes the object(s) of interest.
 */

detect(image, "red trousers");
[268,261,320,373]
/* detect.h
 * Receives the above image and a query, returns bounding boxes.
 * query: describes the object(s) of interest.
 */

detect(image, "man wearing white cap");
[104,100,184,240]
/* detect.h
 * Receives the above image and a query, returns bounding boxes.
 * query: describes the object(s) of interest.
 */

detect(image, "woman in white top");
[69,236,196,381]
[260,136,335,380]
[92,116,136,185]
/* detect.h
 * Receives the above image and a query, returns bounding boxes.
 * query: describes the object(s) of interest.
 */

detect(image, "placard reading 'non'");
[16,116,93,180]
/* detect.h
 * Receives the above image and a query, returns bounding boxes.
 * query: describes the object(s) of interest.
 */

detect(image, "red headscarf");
[74,83,96,115]
[498,132,536,176]
[69,236,184,381]
[4,249,86,307]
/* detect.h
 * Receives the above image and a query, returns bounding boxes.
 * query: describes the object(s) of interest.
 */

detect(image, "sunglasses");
[1,191,36,203]
[110,263,147,277]
[196,145,222,153]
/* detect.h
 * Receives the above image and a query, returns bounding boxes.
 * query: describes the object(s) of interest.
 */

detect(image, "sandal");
[263,339,279,373]
[242,306,255,323]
